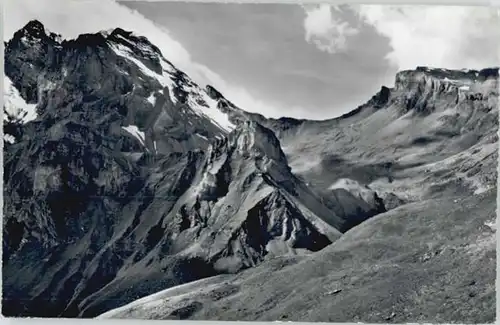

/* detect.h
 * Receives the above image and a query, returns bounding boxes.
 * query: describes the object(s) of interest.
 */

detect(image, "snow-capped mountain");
[2,21,382,318]
[3,20,498,322]
[4,20,238,153]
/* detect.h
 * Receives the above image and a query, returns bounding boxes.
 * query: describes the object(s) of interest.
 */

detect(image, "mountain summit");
[3,22,380,317]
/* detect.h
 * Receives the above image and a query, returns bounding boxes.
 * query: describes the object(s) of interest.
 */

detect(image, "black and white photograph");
[2,0,499,323]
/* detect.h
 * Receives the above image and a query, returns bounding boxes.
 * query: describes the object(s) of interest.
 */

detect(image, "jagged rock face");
[3,118,345,317]
[4,20,237,155]
[4,20,63,103]
[392,67,499,115]
[202,66,497,233]
[3,21,371,318]
[141,121,345,267]
[101,189,496,323]
[4,20,498,321]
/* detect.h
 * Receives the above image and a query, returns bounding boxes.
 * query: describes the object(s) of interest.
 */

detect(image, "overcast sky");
[4,0,500,119]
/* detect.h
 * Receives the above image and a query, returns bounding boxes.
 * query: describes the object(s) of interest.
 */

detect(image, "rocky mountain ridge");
[3,21,384,317]
[2,21,498,321]
[98,59,499,321]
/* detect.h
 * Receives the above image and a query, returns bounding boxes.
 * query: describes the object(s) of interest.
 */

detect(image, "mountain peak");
[205,85,225,101]
[105,27,163,58]
[22,20,45,33]
[234,120,276,136]
[63,32,108,49]
[227,121,288,163]
[12,19,61,43]
[368,85,391,108]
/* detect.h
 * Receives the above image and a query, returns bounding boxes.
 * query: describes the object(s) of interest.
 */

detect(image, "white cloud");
[355,5,500,73]
[3,0,298,119]
[303,4,359,54]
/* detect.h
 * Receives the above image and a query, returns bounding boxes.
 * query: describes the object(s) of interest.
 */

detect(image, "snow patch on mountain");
[110,41,234,133]
[114,34,157,57]
[3,75,38,123]
[4,134,16,144]
[183,81,235,132]
[122,125,146,146]
[198,94,235,132]
[110,43,178,103]
[147,93,156,105]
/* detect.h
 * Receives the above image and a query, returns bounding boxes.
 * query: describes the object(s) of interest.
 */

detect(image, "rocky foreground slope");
[3,21,498,322]
[100,190,496,323]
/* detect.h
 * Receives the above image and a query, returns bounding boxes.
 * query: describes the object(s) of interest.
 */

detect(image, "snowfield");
[3,75,38,123]
[122,125,146,146]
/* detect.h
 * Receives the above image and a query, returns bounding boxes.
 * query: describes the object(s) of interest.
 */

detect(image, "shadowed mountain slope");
[3,21,385,317]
